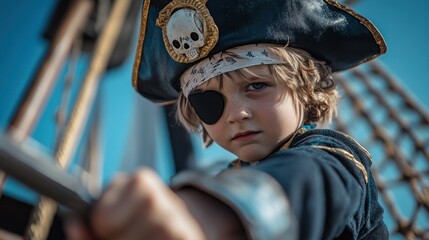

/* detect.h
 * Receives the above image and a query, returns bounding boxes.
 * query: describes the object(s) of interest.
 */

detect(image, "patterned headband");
[180,43,288,97]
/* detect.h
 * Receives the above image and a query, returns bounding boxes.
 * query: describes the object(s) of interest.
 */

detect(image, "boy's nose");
[226,99,251,123]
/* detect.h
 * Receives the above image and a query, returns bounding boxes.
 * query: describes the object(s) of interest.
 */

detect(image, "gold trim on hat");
[325,0,387,67]
[132,0,151,90]
[156,0,219,63]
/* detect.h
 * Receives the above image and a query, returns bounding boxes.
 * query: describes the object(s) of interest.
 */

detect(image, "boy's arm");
[176,188,247,240]
[171,168,298,240]
[65,168,259,240]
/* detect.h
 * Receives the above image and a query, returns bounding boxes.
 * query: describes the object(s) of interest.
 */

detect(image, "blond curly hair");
[176,46,340,146]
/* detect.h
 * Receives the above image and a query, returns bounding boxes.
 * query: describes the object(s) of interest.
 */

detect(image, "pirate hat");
[132,0,386,103]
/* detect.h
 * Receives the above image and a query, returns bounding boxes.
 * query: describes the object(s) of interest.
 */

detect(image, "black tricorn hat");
[132,0,386,104]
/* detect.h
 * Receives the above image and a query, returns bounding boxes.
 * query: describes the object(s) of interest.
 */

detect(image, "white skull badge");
[166,8,205,60]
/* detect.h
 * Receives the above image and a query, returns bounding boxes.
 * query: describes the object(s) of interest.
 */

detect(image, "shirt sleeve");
[171,167,298,240]
[250,146,363,240]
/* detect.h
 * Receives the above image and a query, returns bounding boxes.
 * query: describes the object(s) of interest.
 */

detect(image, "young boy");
[67,0,388,239]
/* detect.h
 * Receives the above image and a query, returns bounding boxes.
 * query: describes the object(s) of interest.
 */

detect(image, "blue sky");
[354,0,429,109]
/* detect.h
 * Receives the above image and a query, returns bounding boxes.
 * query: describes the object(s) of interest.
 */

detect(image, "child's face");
[196,65,302,162]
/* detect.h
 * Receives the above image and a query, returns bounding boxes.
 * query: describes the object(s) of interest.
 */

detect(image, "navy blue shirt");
[231,127,388,239]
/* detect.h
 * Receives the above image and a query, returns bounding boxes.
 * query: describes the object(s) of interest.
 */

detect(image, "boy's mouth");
[231,131,261,141]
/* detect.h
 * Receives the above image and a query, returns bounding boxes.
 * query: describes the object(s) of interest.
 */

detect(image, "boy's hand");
[65,168,205,240]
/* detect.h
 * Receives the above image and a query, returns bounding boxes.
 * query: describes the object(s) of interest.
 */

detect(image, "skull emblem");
[166,8,205,60]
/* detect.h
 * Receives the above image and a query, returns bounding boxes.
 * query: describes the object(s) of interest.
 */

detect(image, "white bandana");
[181,43,288,97]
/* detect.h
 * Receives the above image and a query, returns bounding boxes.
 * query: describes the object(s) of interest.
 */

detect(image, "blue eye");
[247,82,267,91]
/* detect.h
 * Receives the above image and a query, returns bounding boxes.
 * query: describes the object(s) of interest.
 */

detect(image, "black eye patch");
[188,90,225,125]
